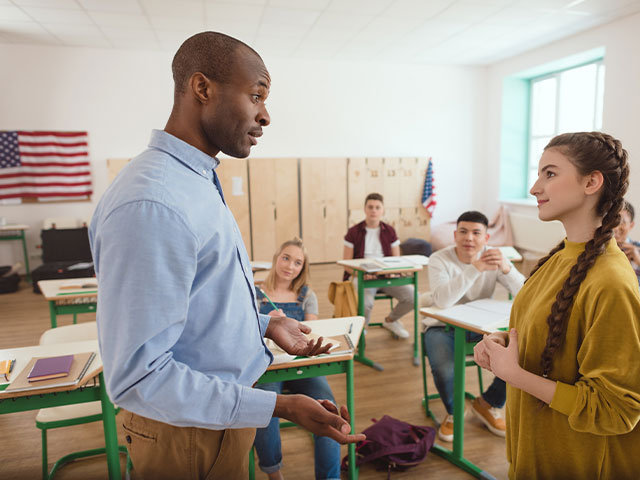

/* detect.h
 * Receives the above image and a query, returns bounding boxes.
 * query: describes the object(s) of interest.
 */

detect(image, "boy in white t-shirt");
[343,193,414,339]
[422,210,524,442]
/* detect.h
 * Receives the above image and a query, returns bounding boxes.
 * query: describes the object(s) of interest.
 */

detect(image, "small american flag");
[421,158,436,217]
[0,131,92,201]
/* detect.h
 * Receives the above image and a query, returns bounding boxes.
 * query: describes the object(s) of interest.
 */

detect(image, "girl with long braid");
[474,132,640,479]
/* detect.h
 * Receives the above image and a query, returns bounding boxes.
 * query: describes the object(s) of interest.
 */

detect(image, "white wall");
[481,12,640,240]
[0,43,485,270]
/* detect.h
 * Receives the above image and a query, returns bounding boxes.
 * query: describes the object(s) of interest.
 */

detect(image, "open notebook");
[435,299,512,332]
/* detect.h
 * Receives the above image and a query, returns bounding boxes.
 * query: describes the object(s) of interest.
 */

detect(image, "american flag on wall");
[421,157,436,217]
[0,131,92,202]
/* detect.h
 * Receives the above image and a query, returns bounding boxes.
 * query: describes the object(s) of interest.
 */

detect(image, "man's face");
[202,47,271,158]
[614,210,634,243]
[454,221,489,257]
[364,200,384,223]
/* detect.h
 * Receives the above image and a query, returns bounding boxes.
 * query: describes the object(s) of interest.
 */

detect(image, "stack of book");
[3,352,96,394]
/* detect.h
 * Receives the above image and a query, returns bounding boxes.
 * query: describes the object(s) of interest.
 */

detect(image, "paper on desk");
[438,301,511,332]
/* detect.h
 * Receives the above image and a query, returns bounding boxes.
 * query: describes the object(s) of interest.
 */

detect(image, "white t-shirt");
[364,227,384,259]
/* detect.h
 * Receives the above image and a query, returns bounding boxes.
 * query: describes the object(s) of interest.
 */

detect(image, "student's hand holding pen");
[265,316,333,356]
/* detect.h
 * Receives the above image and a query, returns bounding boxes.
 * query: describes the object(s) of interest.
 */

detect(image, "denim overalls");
[254,286,341,480]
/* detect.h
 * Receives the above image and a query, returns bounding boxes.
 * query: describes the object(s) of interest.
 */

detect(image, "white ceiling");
[1,0,639,65]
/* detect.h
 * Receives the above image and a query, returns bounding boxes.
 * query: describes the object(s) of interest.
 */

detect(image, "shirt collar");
[148,129,219,180]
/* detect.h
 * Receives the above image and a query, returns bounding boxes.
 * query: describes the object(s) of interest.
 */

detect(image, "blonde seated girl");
[254,238,341,480]
[475,132,640,479]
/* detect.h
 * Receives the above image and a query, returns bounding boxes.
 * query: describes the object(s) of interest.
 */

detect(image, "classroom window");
[527,60,605,189]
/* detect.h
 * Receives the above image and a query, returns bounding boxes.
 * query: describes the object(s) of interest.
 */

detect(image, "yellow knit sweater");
[507,238,640,479]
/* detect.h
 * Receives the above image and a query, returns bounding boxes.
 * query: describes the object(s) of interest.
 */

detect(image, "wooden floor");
[0,263,510,479]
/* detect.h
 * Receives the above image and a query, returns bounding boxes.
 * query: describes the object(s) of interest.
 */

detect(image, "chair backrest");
[43,217,80,229]
[39,322,98,346]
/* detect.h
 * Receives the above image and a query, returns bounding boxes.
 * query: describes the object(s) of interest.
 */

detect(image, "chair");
[368,293,394,328]
[419,303,484,422]
[35,322,130,479]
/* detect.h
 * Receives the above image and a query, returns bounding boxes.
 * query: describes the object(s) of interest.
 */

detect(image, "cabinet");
[217,158,252,257]
[300,158,348,263]
[248,157,300,260]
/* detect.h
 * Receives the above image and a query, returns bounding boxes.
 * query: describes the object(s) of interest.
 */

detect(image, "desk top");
[38,277,98,301]
[420,299,512,335]
[0,224,29,232]
[337,255,425,275]
[0,339,102,399]
[250,261,272,272]
[266,316,365,370]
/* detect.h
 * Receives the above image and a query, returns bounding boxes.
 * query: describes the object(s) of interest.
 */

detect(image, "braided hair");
[527,132,630,378]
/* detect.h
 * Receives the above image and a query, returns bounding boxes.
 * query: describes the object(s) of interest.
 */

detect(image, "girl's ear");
[584,170,604,196]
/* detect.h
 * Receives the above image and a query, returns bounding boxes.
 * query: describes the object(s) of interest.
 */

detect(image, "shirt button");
[202,169,207,175]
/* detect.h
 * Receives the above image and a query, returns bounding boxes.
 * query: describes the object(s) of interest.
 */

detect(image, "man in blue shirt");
[90,32,363,479]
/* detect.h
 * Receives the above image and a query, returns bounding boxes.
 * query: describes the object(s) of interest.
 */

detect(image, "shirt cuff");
[549,381,578,417]
[234,385,277,428]
[391,239,400,247]
[258,313,271,337]
[344,240,354,248]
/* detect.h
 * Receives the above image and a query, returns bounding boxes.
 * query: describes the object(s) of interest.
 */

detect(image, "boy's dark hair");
[365,193,384,205]
[456,211,489,227]
[623,200,635,221]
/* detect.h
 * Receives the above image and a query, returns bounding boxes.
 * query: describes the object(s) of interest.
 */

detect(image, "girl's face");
[275,245,305,283]
[530,148,592,223]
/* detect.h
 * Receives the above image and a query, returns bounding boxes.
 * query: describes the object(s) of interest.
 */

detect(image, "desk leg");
[353,271,384,371]
[99,373,122,480]
[48,301,57,329]
[452,327,466,459]
[347,359,358,480]
[20,230,31,283]
[412,272,419,366]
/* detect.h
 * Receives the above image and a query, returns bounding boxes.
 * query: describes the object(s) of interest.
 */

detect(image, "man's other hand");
[273,394,366,444]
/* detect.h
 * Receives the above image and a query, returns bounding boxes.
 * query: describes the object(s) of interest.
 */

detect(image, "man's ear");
[485,233,490,243]
[188,72,216,105]
[584,170,604,196]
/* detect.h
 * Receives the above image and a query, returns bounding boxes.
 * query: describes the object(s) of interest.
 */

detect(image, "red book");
[27,354,74,382]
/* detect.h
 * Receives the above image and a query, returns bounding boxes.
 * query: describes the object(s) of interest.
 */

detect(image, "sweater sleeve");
[428,252,481,309]
[549,280,640,435]
[497,262,525,296]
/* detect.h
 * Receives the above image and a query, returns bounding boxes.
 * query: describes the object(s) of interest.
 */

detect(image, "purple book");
[27,354,74,382]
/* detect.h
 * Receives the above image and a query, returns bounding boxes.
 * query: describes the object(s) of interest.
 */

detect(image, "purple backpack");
[342,415,436,477]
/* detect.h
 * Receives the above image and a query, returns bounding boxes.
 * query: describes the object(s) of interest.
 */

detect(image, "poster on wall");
[0,131,93,204]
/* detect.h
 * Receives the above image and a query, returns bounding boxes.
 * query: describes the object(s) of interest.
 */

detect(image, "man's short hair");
[623,201,635,222]
[171,31,261,97]
[365,193,384,205]
[456,211,489,227]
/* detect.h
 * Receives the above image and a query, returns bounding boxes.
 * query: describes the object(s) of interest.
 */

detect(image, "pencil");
[257,287,280,313]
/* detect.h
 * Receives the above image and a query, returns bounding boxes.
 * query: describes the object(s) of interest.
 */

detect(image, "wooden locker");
[106,158,130,184]
[416,207,431,241]
[347,157,366,210]
[399,157,418,207]
[300,158,326,262]
[323,158,347,262]
[348,209,364,228]
[366,157,385,197]
[249,158,299,261]
[383,157,401,208]
[217,158,252,258]
[396,207,414,241]
[384,207,400,234]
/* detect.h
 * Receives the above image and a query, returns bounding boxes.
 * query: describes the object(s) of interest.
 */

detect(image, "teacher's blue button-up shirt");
[90,129,275,429]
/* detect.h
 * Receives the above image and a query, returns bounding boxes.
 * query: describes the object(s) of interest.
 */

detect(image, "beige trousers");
[122,409,256,480]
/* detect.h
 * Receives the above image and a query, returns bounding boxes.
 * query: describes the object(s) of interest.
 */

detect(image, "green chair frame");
[36,405,131,480]
[420,327,484,422]
[368,293,394,328]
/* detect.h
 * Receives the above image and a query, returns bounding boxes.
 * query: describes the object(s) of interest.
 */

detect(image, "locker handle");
[274,207,277,221]
[323,206,326,218]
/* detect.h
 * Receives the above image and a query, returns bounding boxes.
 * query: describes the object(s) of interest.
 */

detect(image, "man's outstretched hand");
[265,316,333,356]
[273,394,366,444]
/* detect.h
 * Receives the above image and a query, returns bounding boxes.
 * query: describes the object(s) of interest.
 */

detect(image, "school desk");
[0,224,31,282]
[337,256,427,370]
[420,300,512,479]
[0,339,122,479]
[250,316,365,480]
[38,277,97,328]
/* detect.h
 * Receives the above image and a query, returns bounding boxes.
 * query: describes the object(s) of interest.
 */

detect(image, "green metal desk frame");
[423,326,497,479]
[355,270,420,371]
[0,372,123,480]
[248,358,358,480]
[48,300,97,329]
[0,229,30,282]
